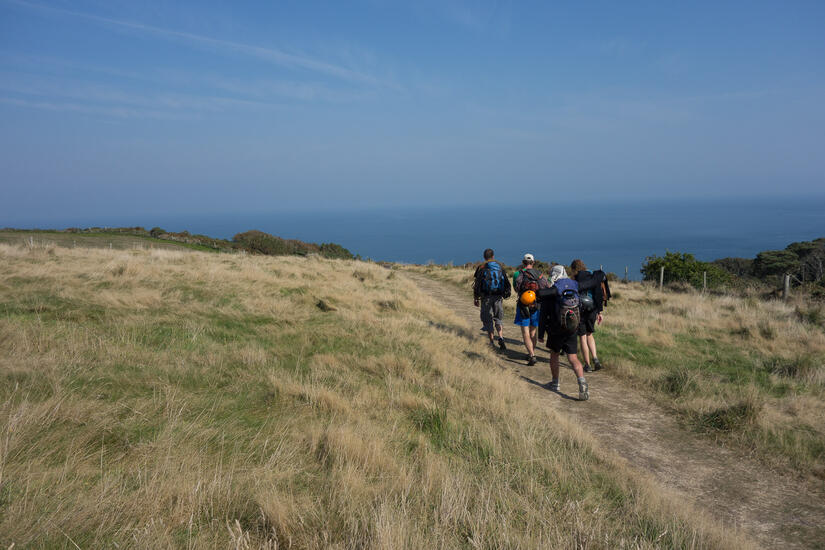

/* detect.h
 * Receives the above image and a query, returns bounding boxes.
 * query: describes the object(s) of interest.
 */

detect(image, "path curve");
[404,271,825,550]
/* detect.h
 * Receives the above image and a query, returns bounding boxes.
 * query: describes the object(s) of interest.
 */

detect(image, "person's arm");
[472,266,481,302]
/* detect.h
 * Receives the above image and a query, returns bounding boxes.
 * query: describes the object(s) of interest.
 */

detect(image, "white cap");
[523,253,534,262]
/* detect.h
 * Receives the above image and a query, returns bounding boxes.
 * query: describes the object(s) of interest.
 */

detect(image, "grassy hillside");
[0,227,354,259]
[0,243,746,548]
[403,263,825,479]
[0,229,219,253]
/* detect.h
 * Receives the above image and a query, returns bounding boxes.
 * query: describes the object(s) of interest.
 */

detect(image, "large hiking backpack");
[554,278,581,334]
[479,262,505,295]
[518,269,542,312]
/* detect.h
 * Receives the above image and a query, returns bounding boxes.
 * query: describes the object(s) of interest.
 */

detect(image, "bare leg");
[549,352,560,380]
[579,334,590,365]
[530,326,538,349]
[521,326,535,357]
[568,352,585,379]
[587,333,598,360]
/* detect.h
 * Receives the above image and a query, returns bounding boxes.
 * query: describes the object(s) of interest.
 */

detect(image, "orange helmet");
[520,290,536,306]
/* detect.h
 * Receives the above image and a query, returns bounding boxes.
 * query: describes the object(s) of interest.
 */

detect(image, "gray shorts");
[480,295,503,333]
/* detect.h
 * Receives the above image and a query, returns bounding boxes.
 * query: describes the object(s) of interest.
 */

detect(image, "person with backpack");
[537,264,600,401]
[513,254,548,366]
[473,248,511,351]
[569,259,611,372]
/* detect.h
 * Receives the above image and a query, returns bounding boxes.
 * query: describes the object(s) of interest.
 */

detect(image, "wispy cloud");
[0,70,290,119]
[6,0,391,87]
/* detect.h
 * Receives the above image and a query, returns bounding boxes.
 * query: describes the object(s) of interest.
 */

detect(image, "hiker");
[537,264,600,401]
[569,259,610,372]
[473,248,511,350]
[513,254,549,366]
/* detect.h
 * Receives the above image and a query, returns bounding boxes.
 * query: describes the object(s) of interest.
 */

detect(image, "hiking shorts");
[480,295,503,333]
[577,310,598,336]
[514,306,540,327]
[548,331,578,355]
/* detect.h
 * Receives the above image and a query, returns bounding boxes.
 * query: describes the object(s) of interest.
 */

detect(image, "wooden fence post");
[703,271,707,292]
[659,266,664,290]
[783,274,790,301]
[624,266,628,283]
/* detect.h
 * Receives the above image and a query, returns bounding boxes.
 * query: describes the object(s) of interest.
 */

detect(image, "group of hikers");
[472,249,611,401]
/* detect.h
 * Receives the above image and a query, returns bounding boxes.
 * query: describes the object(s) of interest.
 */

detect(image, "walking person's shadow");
[520,375,579,401]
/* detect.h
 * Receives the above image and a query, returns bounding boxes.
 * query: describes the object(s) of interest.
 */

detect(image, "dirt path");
[404,271,825,550]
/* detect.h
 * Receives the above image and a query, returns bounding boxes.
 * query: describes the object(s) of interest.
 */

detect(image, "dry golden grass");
[0,243,750,548]
[599,281,825,476]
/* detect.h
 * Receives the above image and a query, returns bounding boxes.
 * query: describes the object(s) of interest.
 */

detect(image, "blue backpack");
[480,261,505,295]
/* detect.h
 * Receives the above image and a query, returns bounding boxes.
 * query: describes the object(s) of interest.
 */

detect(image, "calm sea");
[11,196,825,279]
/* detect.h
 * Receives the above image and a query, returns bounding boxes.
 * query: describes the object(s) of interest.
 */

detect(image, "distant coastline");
[3,195,824,279]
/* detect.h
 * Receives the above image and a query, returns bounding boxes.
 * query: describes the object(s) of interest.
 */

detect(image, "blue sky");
[1,0,824,223]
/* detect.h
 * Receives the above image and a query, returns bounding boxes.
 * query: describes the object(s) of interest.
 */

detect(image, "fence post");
[703,271,707,292]
[783,274,790,301]
[624,266,628,283]
[659,266,664,290]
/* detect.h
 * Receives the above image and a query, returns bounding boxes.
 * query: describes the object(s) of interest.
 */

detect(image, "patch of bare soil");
[404,271,825,550]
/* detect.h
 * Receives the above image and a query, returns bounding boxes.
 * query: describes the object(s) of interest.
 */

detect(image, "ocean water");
[11,196,825,279]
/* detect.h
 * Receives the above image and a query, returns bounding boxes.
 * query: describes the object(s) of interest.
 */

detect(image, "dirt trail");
[404,271,825,550]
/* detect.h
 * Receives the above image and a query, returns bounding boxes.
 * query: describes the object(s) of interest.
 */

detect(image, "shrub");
[753,250,799,283]
[713,257,753,278]
[641,251,732,290]
[233,230,353,259]
[319,242,354,260]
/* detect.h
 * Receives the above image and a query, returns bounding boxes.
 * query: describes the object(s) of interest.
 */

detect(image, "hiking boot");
[498,337,507,351]
[583,363,592,373]
[527,355,537,366]
[592,358,603,371]
[578,380,589,401]
[548,380,559,392]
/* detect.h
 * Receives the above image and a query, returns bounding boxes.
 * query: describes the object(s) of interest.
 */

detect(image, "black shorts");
[548,331,578,355]
[577,310,598,336]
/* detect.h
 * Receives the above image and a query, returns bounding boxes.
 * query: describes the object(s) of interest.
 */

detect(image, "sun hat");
[550,264,568,285]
